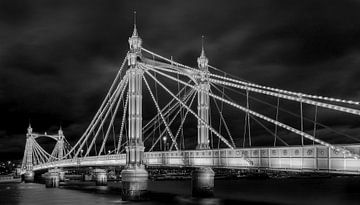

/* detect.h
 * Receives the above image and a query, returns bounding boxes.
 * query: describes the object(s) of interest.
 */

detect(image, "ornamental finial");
[201,35,205,57]
[27,122,32,134]
[132,11,138,37]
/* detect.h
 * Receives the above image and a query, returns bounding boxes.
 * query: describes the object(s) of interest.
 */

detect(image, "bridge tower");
[120,14,148,201]
[57,127,64,159]
[56,128,65,182]
[23,124,35,182]
[196,37,210,150]
[192,39,215,197]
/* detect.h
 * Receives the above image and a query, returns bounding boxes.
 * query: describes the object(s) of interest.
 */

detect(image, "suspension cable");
[300,95,304,146]
[143,74,179,151]
[208,64,360,106]
[74,74,128,157]
[84,75,128,156]
[147,66,358,158]
[144,89,195,144]
[210,89,236,148]
[313,106,318,146]
[212,84,289,146]
[144,68,234,149]
[246,87,252,147]
[65,53,128,157]
[215,80,360,143]
[98,84,128,155]
[207,77,360,116]
[116,92,129,154]
[218,78,225,149]
[274,96,280,147]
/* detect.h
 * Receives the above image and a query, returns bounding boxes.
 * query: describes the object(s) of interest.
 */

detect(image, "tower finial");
[201,35,205,57]
[58,124,63,136]
[197,35,208,70]
[27,121,32,134]
[132,10,138,37]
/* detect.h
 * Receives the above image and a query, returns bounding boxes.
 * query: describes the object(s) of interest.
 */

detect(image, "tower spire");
[129,11,142,53]
[197,35,208,70]
[132,11,138,37]
[201,35,205,57]
[27,121,32,134]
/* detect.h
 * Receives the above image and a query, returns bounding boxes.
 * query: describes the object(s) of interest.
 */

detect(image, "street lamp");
[163,136,167,151]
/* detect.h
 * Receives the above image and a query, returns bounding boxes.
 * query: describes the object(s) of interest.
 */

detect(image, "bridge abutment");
[192,167,215,197]
[94,169,107,186]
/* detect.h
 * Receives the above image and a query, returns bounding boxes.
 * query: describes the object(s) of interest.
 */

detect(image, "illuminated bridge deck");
[33,144,360,175]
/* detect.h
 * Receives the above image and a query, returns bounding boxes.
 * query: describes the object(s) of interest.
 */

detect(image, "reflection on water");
[1,177,360,205]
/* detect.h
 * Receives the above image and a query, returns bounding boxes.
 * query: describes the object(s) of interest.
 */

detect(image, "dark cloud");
[1,0,360,160]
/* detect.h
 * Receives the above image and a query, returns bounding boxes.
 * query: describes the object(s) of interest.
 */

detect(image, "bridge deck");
[33,144,360,175]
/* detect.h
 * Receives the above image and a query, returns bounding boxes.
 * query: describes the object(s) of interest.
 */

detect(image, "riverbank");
[0,175,21,183]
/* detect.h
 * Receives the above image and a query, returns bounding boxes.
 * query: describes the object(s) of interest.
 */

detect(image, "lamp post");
[163,136,167,151]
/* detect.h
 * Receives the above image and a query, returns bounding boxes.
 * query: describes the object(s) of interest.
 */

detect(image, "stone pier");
[45,170,60,188]
[192,167,215,197]
[121,165,148,201]
[59,170,65,182]
[94,169,107,186]
[24,170,34,183]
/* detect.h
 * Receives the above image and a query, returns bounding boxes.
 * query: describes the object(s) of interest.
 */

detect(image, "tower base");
[121,166,148,201]
[192,167,214,197]
[24,171,34,183]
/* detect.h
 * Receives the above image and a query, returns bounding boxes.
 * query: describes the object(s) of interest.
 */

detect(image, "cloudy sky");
[1,0,360,160]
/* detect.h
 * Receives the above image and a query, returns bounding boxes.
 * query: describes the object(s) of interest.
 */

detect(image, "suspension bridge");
[20,18,360,200]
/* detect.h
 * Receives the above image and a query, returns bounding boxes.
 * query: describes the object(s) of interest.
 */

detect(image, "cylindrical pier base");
[192,167,215,197]
[24,171,35,183]
[94,169,107,186]
[59,171,65,182]
[45,172,60,188]
[121,166,148,201]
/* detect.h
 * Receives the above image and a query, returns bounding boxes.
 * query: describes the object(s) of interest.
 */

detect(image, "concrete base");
[192,167,214,197]
[121,166,148,201]
[45,172,60,188]
[94,169,107,186]
[24,171,35,183]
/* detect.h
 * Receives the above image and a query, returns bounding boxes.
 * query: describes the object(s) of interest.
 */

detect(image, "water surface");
[1,176,360,205]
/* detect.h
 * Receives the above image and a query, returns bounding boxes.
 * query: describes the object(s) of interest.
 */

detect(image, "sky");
[1,0,360,160]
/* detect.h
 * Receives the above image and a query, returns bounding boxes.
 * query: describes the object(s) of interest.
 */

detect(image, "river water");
[1,176,360,205]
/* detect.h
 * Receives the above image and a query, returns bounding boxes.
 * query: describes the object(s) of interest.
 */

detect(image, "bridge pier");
[121,165,148,201]
[45,170,60,188]
[192,167,215,197]
[59,170,65,182]
[24,170,35,183]
[94,169,107,186]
